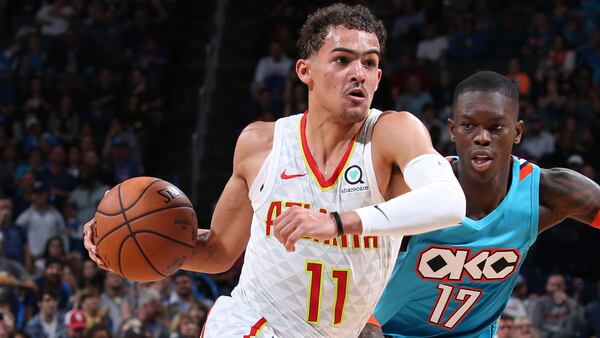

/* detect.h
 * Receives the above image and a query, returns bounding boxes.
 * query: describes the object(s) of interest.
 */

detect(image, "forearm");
[180,230,240,274]
[353,154,465,236]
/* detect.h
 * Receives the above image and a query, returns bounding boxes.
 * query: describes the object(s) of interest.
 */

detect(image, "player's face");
[297,26,382,123]
[448,91,523,183]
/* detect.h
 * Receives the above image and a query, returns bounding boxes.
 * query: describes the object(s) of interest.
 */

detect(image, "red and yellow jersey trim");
[298,111,364,191]
[243,317,268,338]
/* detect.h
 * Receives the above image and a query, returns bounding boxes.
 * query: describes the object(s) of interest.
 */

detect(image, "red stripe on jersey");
[592,210,600,229]
[300,111,363,189]
[243,317,267,338]
[519,163,533,181]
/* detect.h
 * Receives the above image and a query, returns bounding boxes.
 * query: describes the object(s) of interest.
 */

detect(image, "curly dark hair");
[297,3,387,59]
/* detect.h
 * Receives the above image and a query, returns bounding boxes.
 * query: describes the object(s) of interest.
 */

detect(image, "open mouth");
[471,155,493,172]
[346,88,366,101]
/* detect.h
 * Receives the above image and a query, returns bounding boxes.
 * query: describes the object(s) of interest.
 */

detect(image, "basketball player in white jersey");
[83,4,466,337]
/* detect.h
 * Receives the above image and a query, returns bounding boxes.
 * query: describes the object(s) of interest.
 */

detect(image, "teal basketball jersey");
[374,156,540,337]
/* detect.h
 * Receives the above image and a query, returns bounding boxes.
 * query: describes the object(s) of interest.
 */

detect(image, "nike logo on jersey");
[280,169,308,180]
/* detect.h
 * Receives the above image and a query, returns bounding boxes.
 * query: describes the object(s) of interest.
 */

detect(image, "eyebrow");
[331,47,381,59]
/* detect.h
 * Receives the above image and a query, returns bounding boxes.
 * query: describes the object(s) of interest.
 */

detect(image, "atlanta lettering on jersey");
[416,245,521,282]
[264,200,379,249]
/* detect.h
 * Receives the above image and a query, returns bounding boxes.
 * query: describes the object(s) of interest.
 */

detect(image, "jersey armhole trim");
[248,120,283,209]
[528,164,541,248]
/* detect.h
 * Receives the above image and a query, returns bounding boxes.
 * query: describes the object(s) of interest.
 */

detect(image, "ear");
[514,120,524,144]
[296,59,312,87]
[375,68,382,91]
[447,118,456,142]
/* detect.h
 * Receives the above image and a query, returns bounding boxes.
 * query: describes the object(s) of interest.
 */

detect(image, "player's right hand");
[358,324,385,338]
[83,219,109,271]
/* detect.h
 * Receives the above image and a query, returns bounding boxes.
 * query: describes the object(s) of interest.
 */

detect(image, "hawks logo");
[416,246,521,282]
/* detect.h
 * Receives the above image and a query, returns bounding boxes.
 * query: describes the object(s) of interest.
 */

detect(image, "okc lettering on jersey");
[416,245,521,282]
[264,200,379,249]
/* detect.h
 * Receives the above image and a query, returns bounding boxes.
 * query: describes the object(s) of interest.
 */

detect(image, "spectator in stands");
[92,69,119,117]
[35,0,73,37]
[16,181,66,260]
[100,272,131,337]
[66,145,81,179]
[86,325,111,338]
[561,13,588,49]
[252,40,292,99]
[448,18,487,60]
[415,23,448,65]
[79,288,108,329]
[0,193,31,269]
[537,77,567,128]
[581,281,600,338]
[389,0,425,42]
[0,231,37,295]
[0,142,18,193]
[129,68,162,131]
[22,77,51,119]
[40,144,75,210]
[19,34,47,78]
[126,288,168,338]
[497,315,515,338]
[579,30,600,84]
[34,236,66,275]
[106,137,141,183]
[544,35,576,78]
[282,80,307,117]
[507,58,532,96]
[12,170,35,216]
[431,69,453,119]
[165,272,202,316]
[47,96,79,145]
[21,118,44,154]
[136,34,168,84]
[83,100,111,143]
[25,290,67,338]
[68,164,108,226]
[393,75,433,119]
[168,313,200,338]
[80,260,103,293]
[64,309,87,338]
[531,274,582,338]
[30,257,72,312]
[525,12,556,56]
[520,114,555,161]
[504,274,532,319]
[513,316,540,338]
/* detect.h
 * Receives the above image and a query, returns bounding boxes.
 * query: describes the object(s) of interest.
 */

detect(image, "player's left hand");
[273,206,336,252]
[358,324,385,338]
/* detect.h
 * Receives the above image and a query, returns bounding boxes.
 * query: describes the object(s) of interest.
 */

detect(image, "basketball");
[92,177,197,282]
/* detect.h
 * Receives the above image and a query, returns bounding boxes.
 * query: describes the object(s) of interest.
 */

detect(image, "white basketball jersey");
[232,110,402,337]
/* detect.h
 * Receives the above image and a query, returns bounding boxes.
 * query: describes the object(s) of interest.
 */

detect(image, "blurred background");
[0,0,599,337]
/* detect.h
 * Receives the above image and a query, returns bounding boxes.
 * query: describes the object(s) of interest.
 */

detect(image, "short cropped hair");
[297,3,387,59]
[454,71,519,106]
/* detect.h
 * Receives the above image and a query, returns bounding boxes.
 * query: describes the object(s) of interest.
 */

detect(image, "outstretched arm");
[83,122,274,273]
[538,167,600,233]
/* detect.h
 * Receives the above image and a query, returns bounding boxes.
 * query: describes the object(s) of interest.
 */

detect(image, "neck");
[303,109,363,173]
[41,313,55,323]
[107,286,122,297]
[458,157,512,220]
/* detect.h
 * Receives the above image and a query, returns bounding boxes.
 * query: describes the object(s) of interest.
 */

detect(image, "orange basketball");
[92,177,197,282]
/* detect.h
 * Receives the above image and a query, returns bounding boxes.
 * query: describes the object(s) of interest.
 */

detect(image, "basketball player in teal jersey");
[360,71,600,338]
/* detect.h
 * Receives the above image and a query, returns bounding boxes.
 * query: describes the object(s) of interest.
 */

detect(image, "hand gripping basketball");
[85,177,198,282]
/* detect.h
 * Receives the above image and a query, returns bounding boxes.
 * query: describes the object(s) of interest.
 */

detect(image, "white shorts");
[201,296,278,338]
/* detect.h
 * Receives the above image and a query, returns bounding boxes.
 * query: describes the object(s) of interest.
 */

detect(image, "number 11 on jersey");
[305,261,350,325]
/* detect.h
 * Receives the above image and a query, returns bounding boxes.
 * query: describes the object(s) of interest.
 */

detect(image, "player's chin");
[341,105,369,123]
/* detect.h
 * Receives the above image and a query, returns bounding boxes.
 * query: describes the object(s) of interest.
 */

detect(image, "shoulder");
[233,121,276,178]
[234,121,275,159]
[539,167,580,201]
[372,110,428,138]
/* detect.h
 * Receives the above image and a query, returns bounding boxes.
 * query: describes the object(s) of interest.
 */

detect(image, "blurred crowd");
[0,0,214,337]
